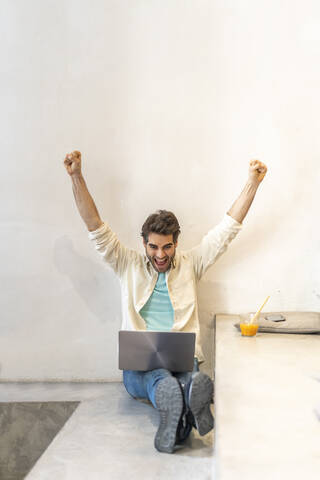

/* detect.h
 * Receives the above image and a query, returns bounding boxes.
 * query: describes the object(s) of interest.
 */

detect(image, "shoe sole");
[189,372,214,436]
[154,377,183,453]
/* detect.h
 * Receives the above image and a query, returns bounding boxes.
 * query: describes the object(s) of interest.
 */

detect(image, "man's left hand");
[248,159,267,184]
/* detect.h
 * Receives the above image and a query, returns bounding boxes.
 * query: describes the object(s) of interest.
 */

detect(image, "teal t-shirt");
[139,273,174,331]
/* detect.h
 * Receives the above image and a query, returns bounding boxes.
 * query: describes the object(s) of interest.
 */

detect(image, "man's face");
[143,232,177,273]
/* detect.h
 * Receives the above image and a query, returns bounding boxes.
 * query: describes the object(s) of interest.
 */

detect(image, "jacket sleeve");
[88,222,137,276]
[189,214,242,280]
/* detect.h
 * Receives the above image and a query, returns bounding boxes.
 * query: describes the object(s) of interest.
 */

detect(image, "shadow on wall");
[53,236,122,325]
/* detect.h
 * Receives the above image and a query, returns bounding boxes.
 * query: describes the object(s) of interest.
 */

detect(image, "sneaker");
[175,412,193,444]
[154,376,183,453]
[188,372,214,436]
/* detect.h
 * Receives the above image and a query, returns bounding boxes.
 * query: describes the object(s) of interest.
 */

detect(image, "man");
[64,151,267,453]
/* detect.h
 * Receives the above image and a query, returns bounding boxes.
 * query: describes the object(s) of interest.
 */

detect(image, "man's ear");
[174,241,178,248]
[143,238,147,248]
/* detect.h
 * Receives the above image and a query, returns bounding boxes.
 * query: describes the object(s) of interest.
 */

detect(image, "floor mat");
[0,401,79,480]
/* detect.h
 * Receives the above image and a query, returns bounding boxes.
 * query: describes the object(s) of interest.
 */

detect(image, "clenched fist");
[249,159,267,184]
[64,150,82,176]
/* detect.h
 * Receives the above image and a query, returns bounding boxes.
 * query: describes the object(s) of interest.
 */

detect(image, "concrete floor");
[0,382,214,480]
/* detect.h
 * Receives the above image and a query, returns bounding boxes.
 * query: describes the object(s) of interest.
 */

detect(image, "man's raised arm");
[227,159,267,224]
[64,150,103,232]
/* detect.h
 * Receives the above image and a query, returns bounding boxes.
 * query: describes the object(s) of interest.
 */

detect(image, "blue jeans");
[122,358,199,408]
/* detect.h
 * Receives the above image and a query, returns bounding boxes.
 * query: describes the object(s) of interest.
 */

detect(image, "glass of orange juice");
[239,314,259,337]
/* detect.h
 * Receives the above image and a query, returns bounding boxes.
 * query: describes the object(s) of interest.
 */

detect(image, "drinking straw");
[250,295,270,324]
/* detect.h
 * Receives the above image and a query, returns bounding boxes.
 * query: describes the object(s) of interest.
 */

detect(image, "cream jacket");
[88,214,242,362]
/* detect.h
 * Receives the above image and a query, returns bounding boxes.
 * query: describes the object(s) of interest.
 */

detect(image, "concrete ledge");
[215,314,320,480]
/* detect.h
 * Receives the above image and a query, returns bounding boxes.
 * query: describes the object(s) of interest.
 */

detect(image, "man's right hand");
[64,150,82,176]
[63,150,103,231]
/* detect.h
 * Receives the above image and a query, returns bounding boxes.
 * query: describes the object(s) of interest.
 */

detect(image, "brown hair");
[141,210,181,243]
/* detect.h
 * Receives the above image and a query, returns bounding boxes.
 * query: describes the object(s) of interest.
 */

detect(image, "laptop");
[118,330,196,372]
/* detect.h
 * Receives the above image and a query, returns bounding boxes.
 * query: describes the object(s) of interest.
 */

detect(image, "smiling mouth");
[154,258,168,268]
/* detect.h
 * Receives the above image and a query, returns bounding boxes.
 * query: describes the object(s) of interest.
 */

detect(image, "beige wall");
[1,0,319,380]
